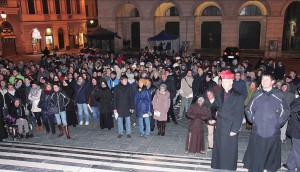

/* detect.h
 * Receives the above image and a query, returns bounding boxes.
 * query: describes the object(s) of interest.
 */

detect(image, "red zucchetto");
[220,70,234,79]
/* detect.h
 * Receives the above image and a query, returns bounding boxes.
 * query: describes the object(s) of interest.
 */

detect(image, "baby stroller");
[3,108,34,141]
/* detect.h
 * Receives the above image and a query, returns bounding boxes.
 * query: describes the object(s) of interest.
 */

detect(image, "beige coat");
[152,90,170,121]
[28,88,42,112]
[180,76,193,97]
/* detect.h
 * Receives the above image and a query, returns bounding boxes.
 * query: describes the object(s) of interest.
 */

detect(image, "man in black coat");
[113,75,134,138]
[161,72,178,125]
[192,67,205,102]
[211,70,244,171]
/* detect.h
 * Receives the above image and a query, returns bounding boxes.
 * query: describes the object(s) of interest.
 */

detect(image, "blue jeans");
[77,103,89,122]
[91,106,100,123]
[139,117,150,136]
[55,111,67,126]
[117,116,131,135]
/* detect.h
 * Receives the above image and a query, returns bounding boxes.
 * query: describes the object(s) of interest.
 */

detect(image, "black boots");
[157,122,166,136]
[161,123,166,136]
[157,123,161,136]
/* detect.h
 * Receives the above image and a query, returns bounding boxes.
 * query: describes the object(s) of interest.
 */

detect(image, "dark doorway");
[2,38,17,57]
[282,2,300,51]
[131,22,140,49]
[58,28,65,49]
[201,22,221,49]
[165,22,179,36]
[239,21,261,49]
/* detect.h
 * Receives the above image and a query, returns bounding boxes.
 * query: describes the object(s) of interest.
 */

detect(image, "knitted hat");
[160,84,167,89]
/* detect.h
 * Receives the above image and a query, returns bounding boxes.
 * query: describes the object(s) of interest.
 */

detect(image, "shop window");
[55,0,60,14]
[202,6,222,16]
[240,5,262,16]
[66,0,72,14]
[166,7,179,17]
[27,0,35,14]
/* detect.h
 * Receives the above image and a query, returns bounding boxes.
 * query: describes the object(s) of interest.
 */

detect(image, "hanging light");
[1,11,7,21]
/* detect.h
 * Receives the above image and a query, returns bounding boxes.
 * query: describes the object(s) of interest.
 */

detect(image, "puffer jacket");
[287,98,300,139]
[134,87,151,118]
[245,88,290,138]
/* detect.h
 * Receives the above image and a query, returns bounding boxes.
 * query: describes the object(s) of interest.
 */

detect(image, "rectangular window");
[28,0,35,14]
[85,5,89,17]
[76,0,81,14]
[66,0,71,14]
[42,0,49,14]
[0,0,8,6]
[55,0,60,14]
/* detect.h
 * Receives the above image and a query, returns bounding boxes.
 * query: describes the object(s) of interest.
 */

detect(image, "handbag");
[48,106,59,115]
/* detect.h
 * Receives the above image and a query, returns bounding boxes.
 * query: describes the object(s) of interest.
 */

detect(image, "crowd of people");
[0,48,299,171]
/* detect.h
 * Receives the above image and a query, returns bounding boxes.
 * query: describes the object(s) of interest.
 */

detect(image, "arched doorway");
[32,28,42,53]
[238,5,263,49]
[131,8,140,49]
[154,3,180,37]
[194,2,223,50]
[200,6,222,49]
[58,28,65,49]
[282,2,300,51]
[115,4,140,50]
[0,21,17,57]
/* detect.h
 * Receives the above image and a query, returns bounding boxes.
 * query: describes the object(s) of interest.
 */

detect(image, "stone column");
[180,16,195,53]
[221,16,239,56]
[264,16,285,58]
[140,17,154,49]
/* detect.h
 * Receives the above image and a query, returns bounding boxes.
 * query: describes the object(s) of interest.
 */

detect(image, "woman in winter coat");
[4,83,17,107]
[185,95,211,154]
[285,85,300,171]
[8,99,33,139]
[28,81,43,132]
[62,80,78,127]
[72,75,90,125]
[86,77,100,128]
[134,78,152,137]
[95,81,113,130]
[39,83,56,134]
[50,82,70,139]
[152,84,170,136]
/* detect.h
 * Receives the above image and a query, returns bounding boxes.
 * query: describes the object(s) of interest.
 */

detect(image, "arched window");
[240,5,262,16]
[202,6,222,16]
[166,7,179,16]
[0,21,14,32]
[131,8,139,17]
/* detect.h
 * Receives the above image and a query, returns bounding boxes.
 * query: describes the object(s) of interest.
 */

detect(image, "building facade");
[0,0,87,57]
[97,0,300,58]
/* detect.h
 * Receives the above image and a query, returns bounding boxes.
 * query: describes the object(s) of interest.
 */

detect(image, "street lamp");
[90,20,94,24]
[1,11,6,21]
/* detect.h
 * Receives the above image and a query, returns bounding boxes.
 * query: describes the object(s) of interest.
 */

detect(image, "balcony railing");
[0,0,8,7]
